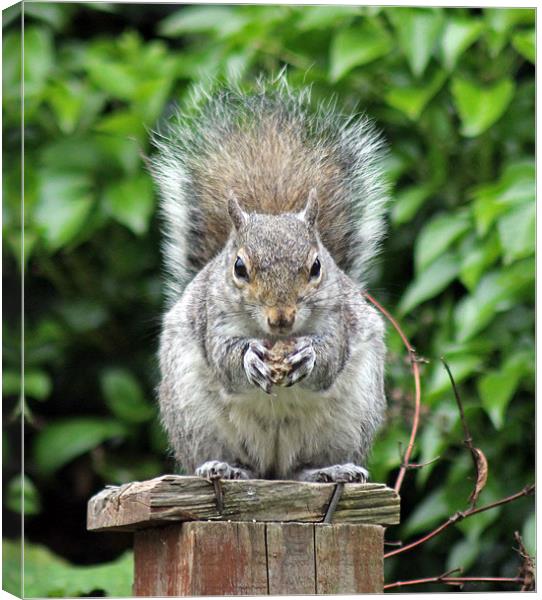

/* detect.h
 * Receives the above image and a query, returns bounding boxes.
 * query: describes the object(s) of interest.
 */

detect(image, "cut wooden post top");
[87,475,400,532]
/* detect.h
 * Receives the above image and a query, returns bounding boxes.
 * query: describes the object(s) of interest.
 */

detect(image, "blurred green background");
[3,3,534,596]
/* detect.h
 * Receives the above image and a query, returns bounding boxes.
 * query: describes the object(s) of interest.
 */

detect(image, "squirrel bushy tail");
[151,76,389,300]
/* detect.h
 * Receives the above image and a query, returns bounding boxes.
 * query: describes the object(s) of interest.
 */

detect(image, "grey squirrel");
[151,77,388,482]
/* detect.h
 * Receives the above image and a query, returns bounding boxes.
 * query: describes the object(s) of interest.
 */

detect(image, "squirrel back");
[150,76,389,300]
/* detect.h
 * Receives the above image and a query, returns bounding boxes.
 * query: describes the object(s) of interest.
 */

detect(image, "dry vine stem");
[384,483,535,559]
[441,357,488,508]
[363,292,423,493]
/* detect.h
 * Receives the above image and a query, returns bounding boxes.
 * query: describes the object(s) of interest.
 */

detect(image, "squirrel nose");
[267,307,296,332]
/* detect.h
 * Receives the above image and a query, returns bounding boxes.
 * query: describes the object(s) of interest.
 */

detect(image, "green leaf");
[451,77,515,137]
[472,160,535,235]
[33,171,94,251]
[522,512,535,556]
[23,3,71,30]
[101,368,155,424]
[158,6,248,38]
[478,351,531,429]
[329,20,393,82]
[497,202,535,264]
[511,30,535,63]
[459,232,501,290]
[6,475,41,515]
[454,258,534,341]
[399,252,459,314]
[296,6,361,30]
[403,488,449,536]
[387,8,444,78]
[440,17,484,71]
[25,370,53,400]
[426,355,483,401]
[415,211,470,273]
[23,26,54,97]
[33,418,127,475]
[3,540,133,598]
[446,538,480,572]
[103,174,154,235]
[86,59,138,100]
[385,69,446,120]
[391,184,434,225]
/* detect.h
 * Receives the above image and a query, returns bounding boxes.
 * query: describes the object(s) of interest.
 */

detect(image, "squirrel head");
[226,190,323,336]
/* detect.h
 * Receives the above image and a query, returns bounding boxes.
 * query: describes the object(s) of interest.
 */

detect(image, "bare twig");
[364,292,424,493]
[384,575,524,590]
[514,531,535,591]
[441,358,488,508]
[384,483,535,559]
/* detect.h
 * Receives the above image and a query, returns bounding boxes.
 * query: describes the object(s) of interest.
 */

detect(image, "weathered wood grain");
[314,523,383,594]
[266,523,316,594]
[87,475,399,531]
[133,522,268,596]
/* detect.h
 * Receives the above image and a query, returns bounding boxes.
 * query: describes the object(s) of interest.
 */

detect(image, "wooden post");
[87,475,400,596]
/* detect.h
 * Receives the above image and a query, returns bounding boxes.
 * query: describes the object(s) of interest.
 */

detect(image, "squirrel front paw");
[297,463,369,483]
[196,460,254,480]
[243,341,274,394]
[284,338,316,386]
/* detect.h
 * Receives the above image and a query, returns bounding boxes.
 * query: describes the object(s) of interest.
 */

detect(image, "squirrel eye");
[234,256,249,281]
[309,257,321,280]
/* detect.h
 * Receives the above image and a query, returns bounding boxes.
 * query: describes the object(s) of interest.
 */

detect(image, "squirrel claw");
[297,463,369,483]
[284,341,316,386]
[196,461,253,480]
[244,341,274,393]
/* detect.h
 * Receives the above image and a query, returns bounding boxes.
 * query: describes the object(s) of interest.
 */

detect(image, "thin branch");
[514,531,535,591]
[384,575,524,590]
[384,483,535,559]
[364,292,424,493]
[441,357,488,508]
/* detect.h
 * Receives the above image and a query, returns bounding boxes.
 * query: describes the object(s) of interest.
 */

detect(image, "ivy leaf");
[459,232,501,291]
[440,17,484,71]
[451,77,515,137]
[415,211,470,273]
[329,20,393,82]
[399,252,459,314]
[497,202,535,264]
[33,171,94,252]
[23,26,53,98]
[425,355,483,401]
[33,418,127,475]
[387,8,444,78]
[103,174,154,235]
[100,368,155,424]
[403,488,449,536]
[391,183,434,225]
[511,30,535,64]
[385,69,446,121]
[472,160,534,235]
[6,474,41,515]
[454,258,534,341]
[158,6,248,38]
[478,352,531,429]
[296,6,361,30]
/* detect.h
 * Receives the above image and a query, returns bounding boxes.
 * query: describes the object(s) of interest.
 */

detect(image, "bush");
[3,4,534,595]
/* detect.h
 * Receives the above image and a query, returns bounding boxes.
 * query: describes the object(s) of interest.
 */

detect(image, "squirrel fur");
[152,77,389,482]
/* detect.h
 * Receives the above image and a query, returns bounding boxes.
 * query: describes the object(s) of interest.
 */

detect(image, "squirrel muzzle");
[265,306,296,334]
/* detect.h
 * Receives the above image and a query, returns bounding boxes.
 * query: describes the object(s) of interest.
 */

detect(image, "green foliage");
[3,540,133,598]
[3,3,534,594]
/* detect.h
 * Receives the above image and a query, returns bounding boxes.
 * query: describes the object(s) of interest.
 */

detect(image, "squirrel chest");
[220,386,342,478]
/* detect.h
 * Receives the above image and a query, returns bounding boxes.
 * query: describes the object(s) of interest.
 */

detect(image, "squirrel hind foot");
[296,463,369,483]
[195,460,254,480]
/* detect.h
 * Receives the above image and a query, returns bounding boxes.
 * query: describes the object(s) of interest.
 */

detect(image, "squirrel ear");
[228,192,248,231]
[299,188,319,228]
